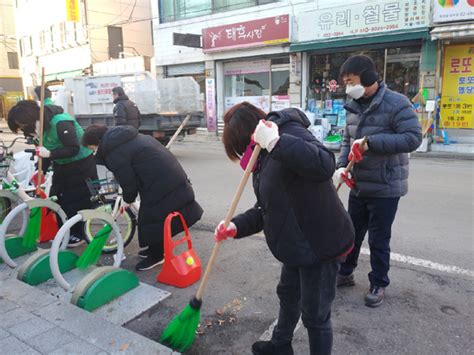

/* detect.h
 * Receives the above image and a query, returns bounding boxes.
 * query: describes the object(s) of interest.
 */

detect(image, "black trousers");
[271,261,339,355]
[339,195,400,287]
[52,155,98,238]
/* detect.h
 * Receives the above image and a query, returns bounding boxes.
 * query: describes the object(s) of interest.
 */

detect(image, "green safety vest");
[43,113,92,165]
[44,97,54,106]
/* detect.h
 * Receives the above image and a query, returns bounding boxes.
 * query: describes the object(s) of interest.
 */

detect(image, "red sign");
[202,15,289,53]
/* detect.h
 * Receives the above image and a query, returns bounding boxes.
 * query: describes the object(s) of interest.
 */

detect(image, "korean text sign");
[441,45,474,129]
[85,77,121,104]
[296,0,430,42]
[66,0,80,22]
[202,15,289,52]
[434,0,474,23]
[205,78,217,132]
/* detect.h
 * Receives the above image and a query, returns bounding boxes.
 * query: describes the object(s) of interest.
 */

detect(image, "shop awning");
[430,24,474,41]
[44,69,83,82]
[290,30,430,53]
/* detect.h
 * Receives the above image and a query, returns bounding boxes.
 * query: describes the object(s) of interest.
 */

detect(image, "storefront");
[291,0,431,125]
[202,15,290,130]
[431,2,474,130]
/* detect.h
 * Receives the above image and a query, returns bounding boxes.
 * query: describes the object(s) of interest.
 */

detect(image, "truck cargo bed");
[75,112,203,134]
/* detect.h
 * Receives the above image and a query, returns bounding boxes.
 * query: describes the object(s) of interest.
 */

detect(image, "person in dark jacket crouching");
[8,100,97,247]
[82,125,203,271]
[216,102,354,355]
[334,55,422,307]
[112,87,140,129]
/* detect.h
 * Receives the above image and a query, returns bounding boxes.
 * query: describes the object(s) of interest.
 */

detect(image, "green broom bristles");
[161,297,202,352]
[76,224,112,269]
[22,208,42,248]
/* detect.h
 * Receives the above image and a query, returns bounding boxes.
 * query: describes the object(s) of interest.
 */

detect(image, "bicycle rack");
[49,209,139,312]
[0,198,67,268]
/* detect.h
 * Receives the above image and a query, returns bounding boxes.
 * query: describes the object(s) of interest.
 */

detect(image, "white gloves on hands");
[36,147,51,158]
[253,120,280,152]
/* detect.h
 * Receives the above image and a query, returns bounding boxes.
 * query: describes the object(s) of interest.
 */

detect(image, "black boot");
[252,341,294,355]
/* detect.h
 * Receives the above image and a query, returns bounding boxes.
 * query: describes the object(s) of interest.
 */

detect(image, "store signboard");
[225,96,271,113]
[66,0,80,22]
[205,78,217,132]
[296,0,430,42]
[202,15,289,53]
[434,0,474,23]
[440,45,474,129]
[85,76,121,104]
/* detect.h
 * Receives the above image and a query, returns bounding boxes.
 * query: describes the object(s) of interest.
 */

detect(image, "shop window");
[160,0,278,22]
[307,45,421,125]
[385,46,421,100]
[224,59,289,113]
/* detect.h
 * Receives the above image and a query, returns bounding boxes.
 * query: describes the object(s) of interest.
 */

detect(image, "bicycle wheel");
[0,197,12,224]
[83,200,137,254]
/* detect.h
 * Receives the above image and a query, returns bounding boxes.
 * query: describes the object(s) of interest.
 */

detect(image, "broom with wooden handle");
[36,67,46,196]
[161,144,261,352]
[166,114,191,149]
[22,68,46,248]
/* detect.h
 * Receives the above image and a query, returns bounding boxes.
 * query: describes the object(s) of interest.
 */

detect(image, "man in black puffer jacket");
[83,125,203,270]
[112,87,141,129]
[216,103,354,355]
[334,55,422,308]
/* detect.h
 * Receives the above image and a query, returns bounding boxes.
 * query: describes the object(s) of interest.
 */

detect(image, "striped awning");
[431,23,474,40]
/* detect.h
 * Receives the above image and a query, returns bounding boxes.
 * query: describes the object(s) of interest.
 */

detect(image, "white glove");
[333,167,347,185]
[253,120,280,152]
[121,202,130,209]
[36,146,51,158]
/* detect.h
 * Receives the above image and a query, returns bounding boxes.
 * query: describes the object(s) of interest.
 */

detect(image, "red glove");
[214,220,237,242]
[348,138,368,163]
[341,171,356,189]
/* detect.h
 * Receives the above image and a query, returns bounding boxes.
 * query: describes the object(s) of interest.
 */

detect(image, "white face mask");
[345,84,365,100]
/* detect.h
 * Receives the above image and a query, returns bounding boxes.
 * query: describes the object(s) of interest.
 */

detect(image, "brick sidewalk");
[0,278,174,354]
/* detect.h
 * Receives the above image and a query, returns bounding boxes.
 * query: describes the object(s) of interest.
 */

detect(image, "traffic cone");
[157,212,201,288]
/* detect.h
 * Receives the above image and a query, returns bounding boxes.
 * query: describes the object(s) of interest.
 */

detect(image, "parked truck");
[58,72,203,144]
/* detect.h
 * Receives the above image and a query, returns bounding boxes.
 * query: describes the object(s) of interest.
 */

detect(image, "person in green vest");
[34,86,54,106]
[7,100,98,247]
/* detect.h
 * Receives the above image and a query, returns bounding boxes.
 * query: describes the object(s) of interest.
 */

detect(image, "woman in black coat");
[83,125,203,271]
[215,103,354,355]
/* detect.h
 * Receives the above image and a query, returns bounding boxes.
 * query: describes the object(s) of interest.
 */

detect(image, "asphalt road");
[125,139,472,355]
[1,131,472,354]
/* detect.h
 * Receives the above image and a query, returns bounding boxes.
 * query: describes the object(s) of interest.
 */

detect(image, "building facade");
[0,0,23,119]
[15,0,153,97]
[151,0,330,131]
[152,0,443,132]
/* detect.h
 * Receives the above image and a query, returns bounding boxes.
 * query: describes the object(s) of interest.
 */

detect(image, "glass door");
[271,64,290,110]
